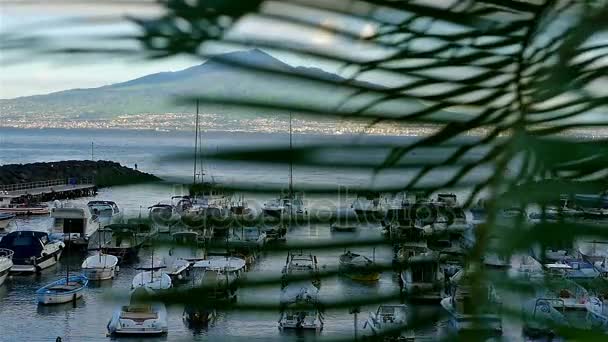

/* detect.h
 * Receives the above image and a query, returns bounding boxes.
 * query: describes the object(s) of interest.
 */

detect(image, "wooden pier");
[0,178,97,203]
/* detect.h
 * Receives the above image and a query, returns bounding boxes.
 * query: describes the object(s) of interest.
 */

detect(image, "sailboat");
[186,100,232,234]
[37,237,88,305]
[81,229,119,281]
[263,113,307,225]
[131,247,172,291]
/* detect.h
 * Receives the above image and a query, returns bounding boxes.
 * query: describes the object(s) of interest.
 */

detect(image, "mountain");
[0,49,368,120]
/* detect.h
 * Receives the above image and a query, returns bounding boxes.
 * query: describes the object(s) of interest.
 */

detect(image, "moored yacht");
[263,192,307,221]
[99,224,146,261]
[400,251,459,303]
[148,203,178,234]
[87,200,123,227]
[0,248,14,285]
[50,204,100,248]
[0,231,64,273]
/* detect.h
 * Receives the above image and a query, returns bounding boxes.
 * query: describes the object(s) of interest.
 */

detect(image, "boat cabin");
[51,206,100,243]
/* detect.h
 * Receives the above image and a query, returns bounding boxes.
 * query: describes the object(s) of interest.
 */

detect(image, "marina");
[1,129,608,341]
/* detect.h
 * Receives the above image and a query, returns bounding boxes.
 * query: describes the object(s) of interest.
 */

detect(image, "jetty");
[0,178,97,203]
[0,160,160,204]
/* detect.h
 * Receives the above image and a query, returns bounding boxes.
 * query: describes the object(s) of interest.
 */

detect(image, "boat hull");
[37,290,85,305]
[36,275,88,305]
[11,249,63,274]
[83,268,115,281]
[0,267,10,285]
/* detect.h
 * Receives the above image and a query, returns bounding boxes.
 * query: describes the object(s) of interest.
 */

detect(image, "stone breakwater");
[0,160,160,188]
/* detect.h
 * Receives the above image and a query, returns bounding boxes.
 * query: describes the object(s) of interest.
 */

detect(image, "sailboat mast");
[289,113,293,199]
[199,104,204,184]
[193,100,200,184]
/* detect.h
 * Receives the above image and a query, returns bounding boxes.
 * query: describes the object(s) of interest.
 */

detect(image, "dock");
[0,178,97,203]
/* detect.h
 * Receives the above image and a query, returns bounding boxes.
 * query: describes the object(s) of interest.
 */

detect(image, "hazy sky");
[0,1,383,99]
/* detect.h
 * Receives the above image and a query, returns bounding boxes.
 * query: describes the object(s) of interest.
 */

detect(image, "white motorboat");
[278,284,323,331]
[199,267,239,300]
[132,266,172,291]
[585,297,608,333]
[107,287,168,336]
[338,251,380,282]
[522,298,569,338]
[440,270,502,335]
[0,248,14,285]
[36,274,88,305]
[227,226,267,249]
[81,253,119,281]
[88,200,123,227]
[50,205,100,248]
[0,231,64,273]
[148,204,178,234]
[364,304,414,341]
[541,276,590,310]
[194,256,247,276]
[0,213,15,230]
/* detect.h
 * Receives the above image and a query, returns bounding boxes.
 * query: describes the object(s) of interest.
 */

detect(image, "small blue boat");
[36,274,88,305]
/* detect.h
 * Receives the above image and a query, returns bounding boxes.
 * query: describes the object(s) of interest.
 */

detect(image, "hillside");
[0,49,366,120]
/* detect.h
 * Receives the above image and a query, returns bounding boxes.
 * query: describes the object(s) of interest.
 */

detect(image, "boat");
[81,252,119,281]
[540,276,590,310]
[87,200,123,227]
[522,298,569,338]
[194,256,247,276]
[50,204,100,248]
[183,304,216,328]
[364,304,414,341]
[0,231,64,273]
[330,212,359,232]
[282,250,320,288]
[338,251,380,281]
[193,256,246,300]
[36,274,88,305]
[440,271,502,335]
[263,192,307,221]
[107,287,168,336]
[132,266,172,291]
[227,226,267,250]
[187,182,232,232]
[148,203,178,234]
[400,251,460,303]
[0,196,49,216]
[230,194,254,222]
[171,195,192,214]
[278,284,324,331]
[545,260,600,282]
[0,248,14,285]
[99,224,146,261]
[0,213,15,230]
[585,296,608,333]
[352,192,385,221]
[162,230,204,282]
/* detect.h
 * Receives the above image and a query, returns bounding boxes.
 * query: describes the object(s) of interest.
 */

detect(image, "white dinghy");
[81,252,119,281]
